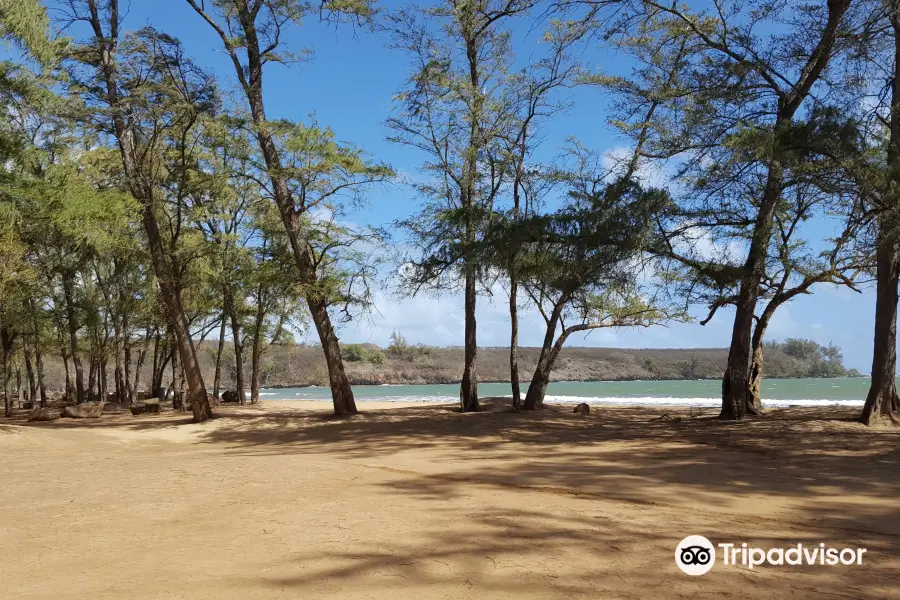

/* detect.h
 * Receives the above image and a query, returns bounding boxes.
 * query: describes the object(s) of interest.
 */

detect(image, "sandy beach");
[2,400,899,599]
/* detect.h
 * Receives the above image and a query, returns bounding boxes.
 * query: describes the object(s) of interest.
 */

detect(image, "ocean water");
[259,378,876,408]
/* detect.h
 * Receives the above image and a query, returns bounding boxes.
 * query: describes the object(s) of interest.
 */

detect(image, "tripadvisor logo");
[676,536,716,575]
[675,536,868,575]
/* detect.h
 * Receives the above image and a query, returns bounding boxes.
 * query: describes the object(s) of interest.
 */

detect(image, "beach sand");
[1,399,899,599]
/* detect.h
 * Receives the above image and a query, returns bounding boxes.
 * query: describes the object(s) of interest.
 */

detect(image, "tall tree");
[860,0,900,425]
[390,1,537,411]
[601,0,856,419]
[500,19,581,407]
[63,5,214,421]
[184,0,387,416]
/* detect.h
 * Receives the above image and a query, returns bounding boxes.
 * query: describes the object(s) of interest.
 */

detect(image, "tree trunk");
[61,347,72,403]
[30,302,47,407]
[523,334,568,410]
[24,341,36,405]
[226,292,246,405]
[250,288,265,404]
[721,158,785,420]
[212,309,226,399]
[747,310,774,416]
[250,332,261,405]
[861,9,900,425]
[748,340,764,416]
[84,0,211,422]
[214,2,355,416]
[34,336,46,408]
[169,345,180,409]
[87,358,97,400]
[62,272,86,404]
[523,299,568,410]
[100,359,108,402]
[113,320,125,402]
[509,279,520,409]
[123,327,134,403]
[132,329,150,401]
[143,207,212,421]
[719,0,850,419]
[308,297,356,415]
[151,331,167,392]
[861,235,900,425]
[460,265,479,412]
[1,327,13,417]
[15,360,22,406]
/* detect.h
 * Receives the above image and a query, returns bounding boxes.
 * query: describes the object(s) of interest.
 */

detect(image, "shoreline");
[257,395,867,408]
[256,374,869,389]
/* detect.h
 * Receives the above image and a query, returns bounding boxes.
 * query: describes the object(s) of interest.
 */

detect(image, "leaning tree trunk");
[223,4,355,416]
[84,1,211,422]
[308,297,356,415]
[523,333,569,410]
[721,164,784,420]
[523,299,567,410]
[212,308,226,399]
[142,207,213,421]
[861,233,900,425]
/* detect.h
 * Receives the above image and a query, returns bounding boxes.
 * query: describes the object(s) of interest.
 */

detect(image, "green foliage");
[343,344,386,364]
[766,339,852,379]
[386,331,431,361]
[779,338,822,362]
[0,0,63,68]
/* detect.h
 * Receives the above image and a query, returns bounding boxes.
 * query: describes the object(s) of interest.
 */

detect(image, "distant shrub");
[766,338,851,378]
[344,344,367,362]
[387,331,432,361]
[344,344,386,364]
[778,338,821,361]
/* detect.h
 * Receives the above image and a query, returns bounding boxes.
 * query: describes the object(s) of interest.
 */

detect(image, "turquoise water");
[260,378,876,408]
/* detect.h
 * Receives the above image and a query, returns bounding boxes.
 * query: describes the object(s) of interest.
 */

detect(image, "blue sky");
[65,0,883,372]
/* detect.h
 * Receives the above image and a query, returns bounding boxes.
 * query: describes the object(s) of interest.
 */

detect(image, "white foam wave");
[541,395,864,407]
[261,393,864,407]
